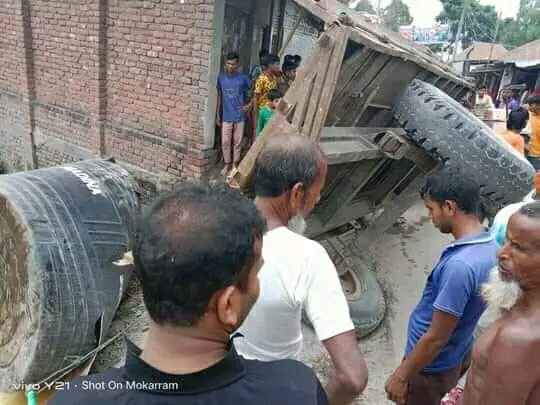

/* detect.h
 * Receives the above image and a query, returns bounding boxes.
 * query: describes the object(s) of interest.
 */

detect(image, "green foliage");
[436,0,497,49]
[499,6,540,48]
[354,0,376,14]
[437,0,540,50]
[382,0,413,32]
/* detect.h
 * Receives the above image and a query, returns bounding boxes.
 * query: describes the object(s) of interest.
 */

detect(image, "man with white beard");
[234,134,368,405]
[440,200,524,405]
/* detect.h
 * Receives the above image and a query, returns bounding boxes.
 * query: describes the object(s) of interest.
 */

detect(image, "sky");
[376,0,520,26]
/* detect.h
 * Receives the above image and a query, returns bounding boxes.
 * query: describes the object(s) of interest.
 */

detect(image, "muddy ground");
[92,200,451,404]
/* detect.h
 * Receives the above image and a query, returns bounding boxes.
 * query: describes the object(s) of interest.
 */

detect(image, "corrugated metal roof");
[503,39,540,63]
[454,42,507,62]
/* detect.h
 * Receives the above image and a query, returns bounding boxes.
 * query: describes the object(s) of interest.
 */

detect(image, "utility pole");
[488,12,502,61]
[451,0,469,62]
[377,0,382,17]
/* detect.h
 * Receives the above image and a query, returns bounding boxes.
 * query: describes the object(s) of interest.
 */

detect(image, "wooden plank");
[321,138,381,164]
[351,59,402,127]
[320,126,389,138]
[288,2,471,89]
[229,113,299,189]
[300,32,343,138]
[291,72,317,129]
[331,54,392,126]
[333,47,373,101]
[351,161,441,249]
[327,51,379,125]
[345,27,472,89]
[312,159,381,225]
[309,27,350,140]
[280,32,330,108]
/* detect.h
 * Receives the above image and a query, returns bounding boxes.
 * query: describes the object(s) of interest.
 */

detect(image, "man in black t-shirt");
[49,183,330,405]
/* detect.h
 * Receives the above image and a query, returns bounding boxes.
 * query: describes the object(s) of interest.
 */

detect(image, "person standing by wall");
[244,53,281,143]
[277,54,302,94]
[385,168,498,405]
[216,52,251,177]
[248,53,281,112]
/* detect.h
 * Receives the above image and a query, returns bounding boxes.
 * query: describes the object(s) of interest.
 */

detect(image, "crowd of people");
[38,47,540,405]
[216,50,302,178]
[45,130,540,405]
[469,86,540,167]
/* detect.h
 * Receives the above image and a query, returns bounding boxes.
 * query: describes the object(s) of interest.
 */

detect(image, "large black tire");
[394,79,535,217]
[303,259,386,339]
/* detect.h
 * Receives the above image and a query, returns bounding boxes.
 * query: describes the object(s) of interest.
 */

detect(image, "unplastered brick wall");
[0,0,34,170]
[0,0,217,184]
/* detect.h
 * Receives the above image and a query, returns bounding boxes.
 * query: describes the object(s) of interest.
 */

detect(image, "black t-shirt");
[48,341,330,405]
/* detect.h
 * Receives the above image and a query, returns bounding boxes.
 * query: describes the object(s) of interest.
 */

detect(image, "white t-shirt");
[234,227,354,361]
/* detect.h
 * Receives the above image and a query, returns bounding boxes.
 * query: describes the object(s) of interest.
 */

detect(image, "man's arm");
[393,310,459,380]
[392,260,475,380]
[323,330,368,405]
[304,244,368,405]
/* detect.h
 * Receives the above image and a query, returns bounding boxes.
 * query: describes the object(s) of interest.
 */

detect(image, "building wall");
[0,0,221,193]
[281,0,320,61]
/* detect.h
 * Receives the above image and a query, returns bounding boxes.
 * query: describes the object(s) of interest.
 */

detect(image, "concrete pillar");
[203,1,225,148]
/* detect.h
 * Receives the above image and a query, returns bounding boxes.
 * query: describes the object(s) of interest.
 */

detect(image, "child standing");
[256,88,282,137]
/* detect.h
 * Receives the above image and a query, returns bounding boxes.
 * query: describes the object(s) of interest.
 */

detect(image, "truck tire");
[394,79,535,217]
[303,256,386,339]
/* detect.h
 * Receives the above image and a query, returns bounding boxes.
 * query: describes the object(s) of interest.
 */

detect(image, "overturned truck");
[0,7,535,401]
[229,15,535,337]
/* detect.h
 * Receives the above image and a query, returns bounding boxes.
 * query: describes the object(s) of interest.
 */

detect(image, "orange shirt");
[529,111,540,157]
[499,130,525,155]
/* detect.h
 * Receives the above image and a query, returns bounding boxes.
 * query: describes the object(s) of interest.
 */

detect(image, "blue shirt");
[405,231,498,373]
[217,72,251,123]
[508,99,520,111]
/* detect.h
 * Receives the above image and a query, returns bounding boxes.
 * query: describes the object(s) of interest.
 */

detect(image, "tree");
[436,0,498,50]
[499,1,540,48]
[354,0,376,14]
[382,0,413,32]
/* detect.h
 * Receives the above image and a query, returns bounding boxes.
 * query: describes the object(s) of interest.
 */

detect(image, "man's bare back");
[462,307,540,405]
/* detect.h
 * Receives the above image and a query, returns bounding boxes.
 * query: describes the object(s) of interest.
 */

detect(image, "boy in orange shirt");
[526,95,540,169]
[498,107,527,155]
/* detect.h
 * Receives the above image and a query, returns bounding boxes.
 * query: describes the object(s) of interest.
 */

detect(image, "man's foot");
[221,165,231,177]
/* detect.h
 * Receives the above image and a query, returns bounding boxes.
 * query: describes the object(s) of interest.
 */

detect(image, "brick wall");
[0,0,219,190]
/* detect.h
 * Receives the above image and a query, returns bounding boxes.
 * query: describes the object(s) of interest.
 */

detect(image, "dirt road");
[93,199,451,404]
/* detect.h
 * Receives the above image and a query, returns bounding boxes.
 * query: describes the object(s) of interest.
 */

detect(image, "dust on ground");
[93,200,450,404]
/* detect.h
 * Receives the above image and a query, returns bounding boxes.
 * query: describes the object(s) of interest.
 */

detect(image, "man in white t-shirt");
[234,134,368,405]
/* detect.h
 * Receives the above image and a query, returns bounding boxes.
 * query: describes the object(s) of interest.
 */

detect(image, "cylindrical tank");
[0,159,139,390]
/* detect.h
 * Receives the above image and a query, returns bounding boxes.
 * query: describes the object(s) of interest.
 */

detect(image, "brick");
[0,0,217,182]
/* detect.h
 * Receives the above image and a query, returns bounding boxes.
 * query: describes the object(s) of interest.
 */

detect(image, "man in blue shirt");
[216,52,251,177]
[385,168,498,405]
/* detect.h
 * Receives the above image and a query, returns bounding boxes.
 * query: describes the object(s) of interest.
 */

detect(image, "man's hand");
[384,371,407,404]
[241,104,251,113]
[216,117,221,127]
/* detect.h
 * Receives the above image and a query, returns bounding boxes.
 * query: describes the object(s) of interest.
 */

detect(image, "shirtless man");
[460,200,540,405]
[441,200,524,404]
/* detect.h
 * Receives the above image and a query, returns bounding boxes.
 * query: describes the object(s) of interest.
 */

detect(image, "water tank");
[0,159,139,390]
